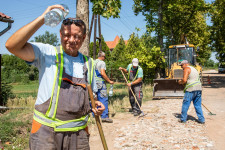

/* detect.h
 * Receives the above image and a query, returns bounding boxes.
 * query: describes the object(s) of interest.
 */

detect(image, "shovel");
[87,85,108,150]
[120,70,146,117]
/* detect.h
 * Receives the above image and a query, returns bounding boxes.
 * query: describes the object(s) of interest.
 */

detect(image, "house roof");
[105,35,128,49]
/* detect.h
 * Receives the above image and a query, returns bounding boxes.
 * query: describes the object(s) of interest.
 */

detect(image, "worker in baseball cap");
[178,59,205,124]
[119,58,144,116]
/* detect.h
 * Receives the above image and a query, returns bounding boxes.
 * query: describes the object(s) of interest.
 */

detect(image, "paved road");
[202,70,225,150]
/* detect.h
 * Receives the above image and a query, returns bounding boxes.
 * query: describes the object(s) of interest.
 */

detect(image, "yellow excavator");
[153,43,202,99]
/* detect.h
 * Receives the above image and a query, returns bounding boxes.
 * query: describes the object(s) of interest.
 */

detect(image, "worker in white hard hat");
[119,58,143,116]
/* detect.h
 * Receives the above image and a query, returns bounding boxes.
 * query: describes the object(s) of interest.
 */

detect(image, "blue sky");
[0,0,218,62]
[0,0,146,55]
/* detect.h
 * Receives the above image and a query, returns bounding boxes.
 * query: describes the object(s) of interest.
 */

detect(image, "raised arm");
[100,69,114,84]
[5,5,65,62]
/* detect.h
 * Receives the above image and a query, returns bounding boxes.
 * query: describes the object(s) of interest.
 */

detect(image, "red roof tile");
[105,35,128,50]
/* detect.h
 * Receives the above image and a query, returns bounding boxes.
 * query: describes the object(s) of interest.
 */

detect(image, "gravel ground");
[90,99,215,150]
[90,70,225,150]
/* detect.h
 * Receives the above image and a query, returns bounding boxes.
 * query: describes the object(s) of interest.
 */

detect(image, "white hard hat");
[132,58,139,66]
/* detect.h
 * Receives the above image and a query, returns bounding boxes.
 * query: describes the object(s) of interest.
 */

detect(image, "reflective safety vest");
[128,65,141,82]
[184,68,201,93]
[184,80,201,93]
[33,45,94,132]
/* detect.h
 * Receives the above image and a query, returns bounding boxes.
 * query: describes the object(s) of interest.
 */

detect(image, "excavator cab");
[153,44,201,99]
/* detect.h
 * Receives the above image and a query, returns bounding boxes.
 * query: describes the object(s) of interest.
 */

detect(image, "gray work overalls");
[29,46,93,150]
[128,66,143,113]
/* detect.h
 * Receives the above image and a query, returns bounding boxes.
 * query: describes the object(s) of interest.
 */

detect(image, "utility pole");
[89,14,102,59]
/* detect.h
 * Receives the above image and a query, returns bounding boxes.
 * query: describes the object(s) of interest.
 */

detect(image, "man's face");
[181,64,187,69]
[60,24,86,56]
[102,55,106,60]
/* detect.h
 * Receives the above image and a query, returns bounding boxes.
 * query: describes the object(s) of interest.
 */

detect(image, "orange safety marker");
[207,75,211,84]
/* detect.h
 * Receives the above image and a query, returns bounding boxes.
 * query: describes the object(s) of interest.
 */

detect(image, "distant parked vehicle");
[218,64,225,73]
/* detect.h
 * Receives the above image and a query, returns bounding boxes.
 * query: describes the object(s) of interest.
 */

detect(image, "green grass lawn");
[11,80,39,98]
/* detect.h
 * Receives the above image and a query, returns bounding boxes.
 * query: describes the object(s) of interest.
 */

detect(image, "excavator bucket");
[153,79,184,99]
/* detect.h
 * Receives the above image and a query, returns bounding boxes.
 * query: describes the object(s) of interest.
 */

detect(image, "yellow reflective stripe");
[46,47,59,116]
[84,56,93,85]
[34,109,90,132]
[96,76,104,81]
[54,116,90,132]
[53,45,64,119]
[91,58,94,85]
[54,123,88,132]
[128,65,131,81]
[34,109,55,127]
[184,80,201,92]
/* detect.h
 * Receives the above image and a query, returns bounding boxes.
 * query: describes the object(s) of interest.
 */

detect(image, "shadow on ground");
[173,113,199,122]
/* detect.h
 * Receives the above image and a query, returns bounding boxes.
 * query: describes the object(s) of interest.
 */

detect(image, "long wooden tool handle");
[87,85,108,150]
[201,102,212,113]
[120,70,142,109]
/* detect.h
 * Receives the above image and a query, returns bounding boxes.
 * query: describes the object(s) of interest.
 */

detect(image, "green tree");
[110,36,127,81]
[33,31,59,46]
[2,55,31,83]
[91,0,121,19]
[1,82,15,105]
[125,33,165,82]
[125,33,141,61]
[77,0,121,55]
[89,35,112,77]
[211,0,225,66]
[204,59,215,68]
[89,35,110,60]
[133,0,211,65]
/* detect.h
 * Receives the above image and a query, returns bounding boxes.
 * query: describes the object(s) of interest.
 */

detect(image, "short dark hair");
[98,51,105,57]
[60,18,86,34]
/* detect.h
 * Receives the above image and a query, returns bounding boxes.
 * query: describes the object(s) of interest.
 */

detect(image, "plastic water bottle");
[44,4,69,27]
[109,85,113,97]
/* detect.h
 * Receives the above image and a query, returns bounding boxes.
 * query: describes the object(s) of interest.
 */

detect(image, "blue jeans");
[181,91,205,123]
[97,89,109,118]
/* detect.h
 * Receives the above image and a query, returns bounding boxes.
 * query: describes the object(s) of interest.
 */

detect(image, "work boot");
[197,120,205,124]
[133,111,141,116]
[178,119,186,123]
[101,118,113,123]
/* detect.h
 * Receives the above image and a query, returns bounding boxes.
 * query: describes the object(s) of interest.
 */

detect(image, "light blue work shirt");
[28,42,97,105]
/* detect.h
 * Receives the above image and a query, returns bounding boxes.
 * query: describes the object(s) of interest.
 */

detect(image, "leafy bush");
[1,82,15,105]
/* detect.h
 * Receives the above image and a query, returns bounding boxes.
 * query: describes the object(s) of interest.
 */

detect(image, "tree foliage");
[1,55,36,83]
[132,0,211,65]
[89,35,110,60]
[126,33,165,82]
[91,0,121,19]
[110,36,128,81]
[1,82,15,105]
[210,0,225,66]
[33,31,59,46]
[107,33,165,83]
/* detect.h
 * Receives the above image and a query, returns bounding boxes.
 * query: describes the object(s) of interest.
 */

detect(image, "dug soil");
[89,70,225,150]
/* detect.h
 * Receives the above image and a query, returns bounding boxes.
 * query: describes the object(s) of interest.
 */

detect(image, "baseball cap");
[179,60,188,66]
[132,58,139,66]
